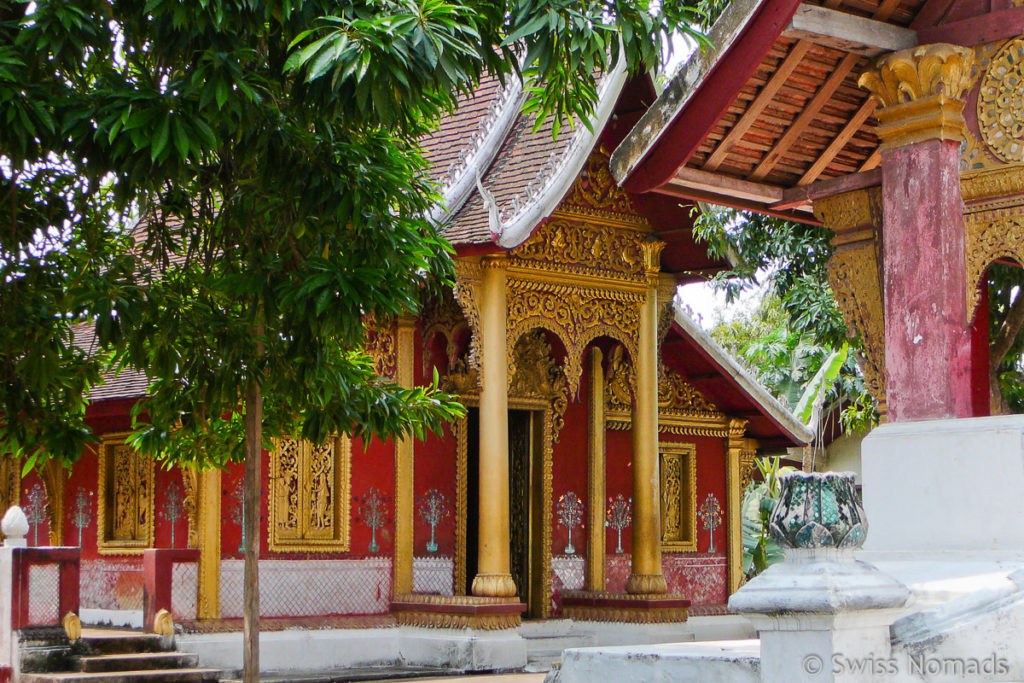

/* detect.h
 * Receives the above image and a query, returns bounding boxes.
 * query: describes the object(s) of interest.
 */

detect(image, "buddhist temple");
[0,64,812,648]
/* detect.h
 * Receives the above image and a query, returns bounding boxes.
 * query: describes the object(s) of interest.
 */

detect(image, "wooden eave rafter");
[782,4,917,57]
[615,0,925,220]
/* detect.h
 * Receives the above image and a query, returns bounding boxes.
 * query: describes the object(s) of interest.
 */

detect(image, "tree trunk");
[243,319,264,683]
[989,287,1024,415]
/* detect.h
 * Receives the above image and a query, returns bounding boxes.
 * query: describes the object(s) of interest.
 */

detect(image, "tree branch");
[991,290,1024,370]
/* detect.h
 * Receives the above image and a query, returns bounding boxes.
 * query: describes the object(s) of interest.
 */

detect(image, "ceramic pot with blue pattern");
[769,471,867,550]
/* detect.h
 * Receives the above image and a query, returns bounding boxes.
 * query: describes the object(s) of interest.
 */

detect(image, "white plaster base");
[549,640,760,683]
[862,415,1024,553]
[566,621,695,647]
[177,626,527,674]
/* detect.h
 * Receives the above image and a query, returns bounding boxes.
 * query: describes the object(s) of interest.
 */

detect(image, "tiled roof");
[71,323,150,402]
[423,68,624,246]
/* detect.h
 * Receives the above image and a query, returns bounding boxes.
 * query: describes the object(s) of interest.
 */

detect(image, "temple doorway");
[464,408,545,617]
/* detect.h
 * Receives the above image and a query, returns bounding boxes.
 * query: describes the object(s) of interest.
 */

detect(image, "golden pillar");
[196,467,222,619]
[393,317,417,595]
[626,244,668,595]
[725,419,747,594]
[586,347,606,591]
[471,257,517,598]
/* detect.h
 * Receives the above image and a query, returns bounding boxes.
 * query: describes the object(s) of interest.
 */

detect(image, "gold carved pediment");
[604,345,723,420]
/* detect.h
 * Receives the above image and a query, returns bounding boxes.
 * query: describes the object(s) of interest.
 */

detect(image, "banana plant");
[741,456,796,578]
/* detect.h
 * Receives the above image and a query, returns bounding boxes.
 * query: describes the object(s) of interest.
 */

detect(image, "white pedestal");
[729,549,909,683]
[862,415,1024,553]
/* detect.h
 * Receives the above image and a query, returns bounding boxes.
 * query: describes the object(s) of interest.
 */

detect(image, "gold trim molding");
[561,591,690,624]
[39,459,65,546]
[391,594,524,630]
[659,442,697,552]
[965,205,1024,315]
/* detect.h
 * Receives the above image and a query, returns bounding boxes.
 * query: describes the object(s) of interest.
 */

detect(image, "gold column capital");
[640,240,666,275]
[481,254,509,271]
[727,418,748,442]
[859,43,975,149]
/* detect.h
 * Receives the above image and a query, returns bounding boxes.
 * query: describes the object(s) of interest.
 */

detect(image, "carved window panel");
[659,442,696,552]
[269,436,351,552]
[97,435,155,554]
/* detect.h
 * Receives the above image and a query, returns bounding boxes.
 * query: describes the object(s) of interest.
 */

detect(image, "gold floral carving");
[659,370,721,418]
[965,206,1024,316]
[978,37,1024,164]
[739,441,758,493]
[660,443,696,551]
[506,279,642,397]
[859,44,975,148]
[604,344,634,409]
[180,467,199,549]
[97,435,155,554]
[962,129,1004,172]
[365,318,397,378]
[509,218,648,284]
[556,149,649,227]
[453,259,483,373]
[268,436,351,553]
[421,289,469,375]
[828,246,887,408]
[657,277,678,345]
[605,347,723,420]
[814,189,888,412]
[961,165,1024,212]
[508,331,570,439]
[813,188,882,234]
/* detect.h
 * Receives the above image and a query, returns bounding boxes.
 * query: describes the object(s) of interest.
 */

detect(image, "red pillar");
[970,280,991,417]
[881,139,973,421]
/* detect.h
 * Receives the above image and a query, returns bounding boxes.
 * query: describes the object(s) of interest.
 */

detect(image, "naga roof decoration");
[423,59,629,247]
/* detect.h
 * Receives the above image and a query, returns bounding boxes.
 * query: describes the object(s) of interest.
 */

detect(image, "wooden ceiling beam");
[749,52,862,182]
[798,98,877,185]
[858,149,881,172]
[782,4,917,57]
[672,166,784,204]
[773,168,882,211]
[702,40,813,173]
[653,182,820,226]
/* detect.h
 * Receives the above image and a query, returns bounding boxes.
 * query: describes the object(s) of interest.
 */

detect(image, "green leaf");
[150,115,171,162]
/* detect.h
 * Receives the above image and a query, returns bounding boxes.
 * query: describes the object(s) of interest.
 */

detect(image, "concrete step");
[520,619,576,639]
[525,634,597,658]
[79,633,170,656]
[524,655,561,673]
[75,652,200,673]
[21,668,222,683]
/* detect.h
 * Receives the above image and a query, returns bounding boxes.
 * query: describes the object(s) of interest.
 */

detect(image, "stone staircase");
[21,630,220,683]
